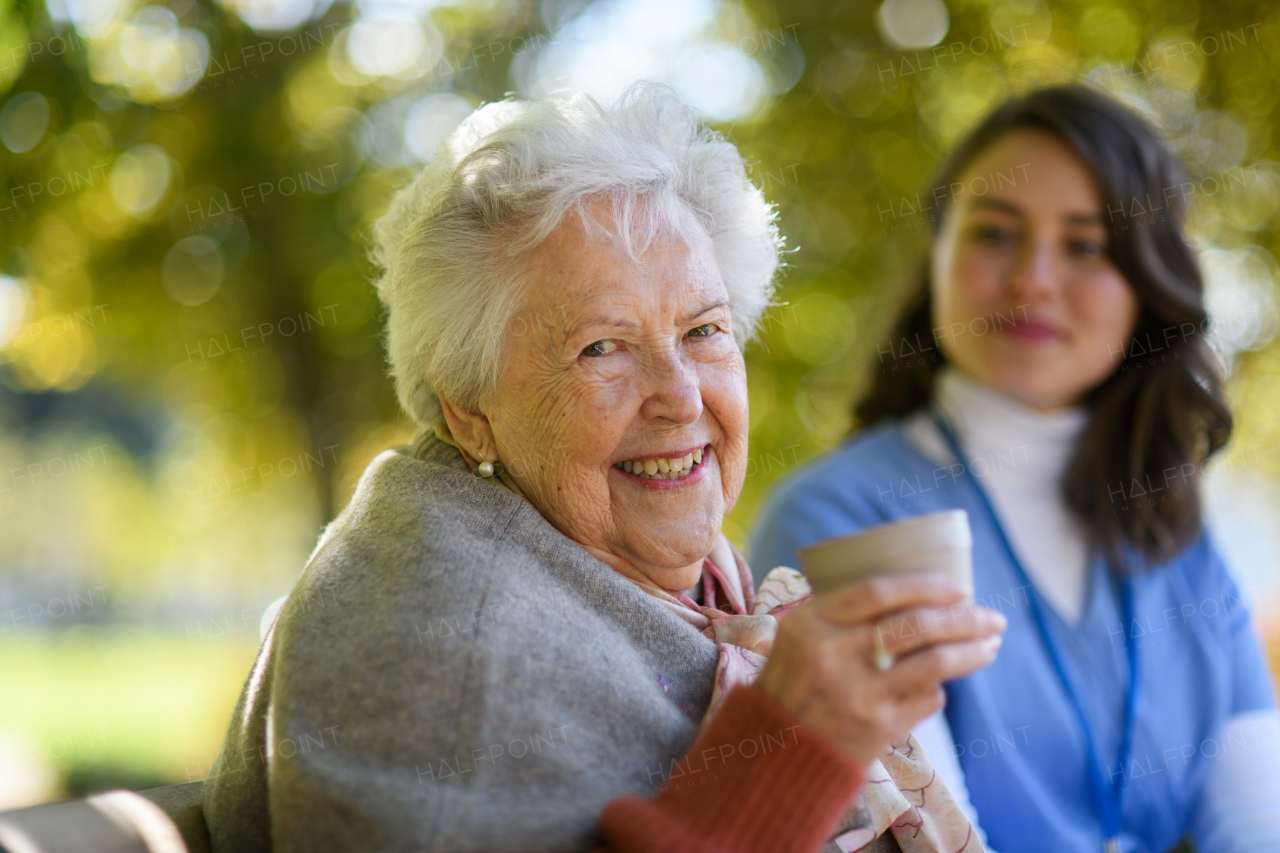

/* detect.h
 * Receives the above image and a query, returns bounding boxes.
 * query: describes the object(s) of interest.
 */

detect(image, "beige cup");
[796,509,974,598]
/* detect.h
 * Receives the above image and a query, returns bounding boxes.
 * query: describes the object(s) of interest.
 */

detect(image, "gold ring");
[871,624,894,671]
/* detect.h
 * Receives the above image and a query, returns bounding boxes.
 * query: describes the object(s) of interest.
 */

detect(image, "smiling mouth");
[1005,322,1060,341]
[614,447,707,481]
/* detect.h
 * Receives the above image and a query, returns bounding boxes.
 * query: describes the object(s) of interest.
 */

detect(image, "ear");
[439,395,496,469]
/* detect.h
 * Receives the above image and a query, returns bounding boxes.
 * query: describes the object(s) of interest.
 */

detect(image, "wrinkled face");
[483,214,749,592]
[931,129,1140,410]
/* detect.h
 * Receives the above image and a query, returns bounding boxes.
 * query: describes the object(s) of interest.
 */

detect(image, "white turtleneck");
[904,367,1280,853]
[907,368,1091,623]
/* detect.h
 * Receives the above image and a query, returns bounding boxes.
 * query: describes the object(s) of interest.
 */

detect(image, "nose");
[638,346,703,425]
[1007,236,1056,301]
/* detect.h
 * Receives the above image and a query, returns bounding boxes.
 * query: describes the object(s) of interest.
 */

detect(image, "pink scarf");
[628,535,984,853]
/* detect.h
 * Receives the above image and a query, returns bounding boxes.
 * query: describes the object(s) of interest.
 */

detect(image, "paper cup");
[796,509,974,598]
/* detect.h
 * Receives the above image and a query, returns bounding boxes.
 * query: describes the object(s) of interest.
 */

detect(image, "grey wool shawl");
[202,432,722,853]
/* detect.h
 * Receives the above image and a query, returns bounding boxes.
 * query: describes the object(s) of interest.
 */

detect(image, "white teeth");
[617,448,707,480]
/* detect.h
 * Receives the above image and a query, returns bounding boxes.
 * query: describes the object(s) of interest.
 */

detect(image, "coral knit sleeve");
[594,683,866,853]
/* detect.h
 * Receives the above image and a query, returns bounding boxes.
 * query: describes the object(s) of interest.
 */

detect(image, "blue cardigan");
[749,420,1277,853]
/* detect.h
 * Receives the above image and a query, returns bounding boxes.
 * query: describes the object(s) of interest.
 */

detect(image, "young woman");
[750,85,1280,852]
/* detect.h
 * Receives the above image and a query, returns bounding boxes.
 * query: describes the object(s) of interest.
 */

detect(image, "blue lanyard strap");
[930,410,1138,849]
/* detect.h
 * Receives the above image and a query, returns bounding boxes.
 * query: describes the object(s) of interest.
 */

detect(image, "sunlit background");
[4,0,1280,808]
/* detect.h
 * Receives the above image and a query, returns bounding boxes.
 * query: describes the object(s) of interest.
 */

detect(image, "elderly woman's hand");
[756,573,1005,769]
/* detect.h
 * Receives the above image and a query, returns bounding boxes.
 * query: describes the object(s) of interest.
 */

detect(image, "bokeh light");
[162,237,225,307]
[514,0,772,122]
[0,92,51,153]
[108,143,172,217]
[875,0,949,51]
[403,92,475,161]
[46,0,121,37]
[345,12,440,78]
[0,276,30,349]
[88,6,211,102]
[219,0,334,33]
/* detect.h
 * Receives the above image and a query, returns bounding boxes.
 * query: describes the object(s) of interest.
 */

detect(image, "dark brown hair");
[856,85,1232,569]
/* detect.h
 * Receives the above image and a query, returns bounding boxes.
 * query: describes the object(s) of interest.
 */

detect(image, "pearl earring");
[477,459,495,478]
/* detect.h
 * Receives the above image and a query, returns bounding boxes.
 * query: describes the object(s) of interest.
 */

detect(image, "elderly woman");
[200,83,1005,853]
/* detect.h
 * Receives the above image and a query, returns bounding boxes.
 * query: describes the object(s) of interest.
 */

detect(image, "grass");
[0,627,261,798]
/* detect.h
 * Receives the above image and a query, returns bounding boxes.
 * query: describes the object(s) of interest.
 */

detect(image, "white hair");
[369,81,784,429]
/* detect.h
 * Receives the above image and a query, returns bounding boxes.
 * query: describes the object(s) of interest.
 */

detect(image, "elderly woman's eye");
[686,324,717,338]
[582,340,618,357]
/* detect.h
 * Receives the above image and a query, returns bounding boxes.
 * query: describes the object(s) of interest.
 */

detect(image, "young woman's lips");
[613,445,712,490]
[1005,322,1060,342]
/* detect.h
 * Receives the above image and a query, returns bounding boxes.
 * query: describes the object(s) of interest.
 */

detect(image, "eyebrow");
[577,316,640,333]
[574,298,729,336]
[680,298,729,324]
[968,197,1022,218]
[968,197,1107,227]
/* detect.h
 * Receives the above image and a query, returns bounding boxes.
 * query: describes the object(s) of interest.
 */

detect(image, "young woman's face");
[930,129,1139,411]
